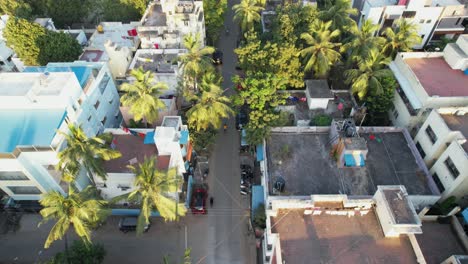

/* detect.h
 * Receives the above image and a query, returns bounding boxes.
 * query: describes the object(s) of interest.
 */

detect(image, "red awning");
[127,29,138,36]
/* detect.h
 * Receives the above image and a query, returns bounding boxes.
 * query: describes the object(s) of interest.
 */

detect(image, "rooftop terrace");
[441,114,468,152]
[271,209,417,263]
[88,22,140,50]
[130,50,181,73]
[404,58,468,97]
[266,131,434,196]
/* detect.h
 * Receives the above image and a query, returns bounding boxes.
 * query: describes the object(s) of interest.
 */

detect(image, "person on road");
[210,197,214,207]
[223,123,227,132]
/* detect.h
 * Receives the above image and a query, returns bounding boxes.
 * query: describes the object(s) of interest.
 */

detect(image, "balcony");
[98,74,111,94]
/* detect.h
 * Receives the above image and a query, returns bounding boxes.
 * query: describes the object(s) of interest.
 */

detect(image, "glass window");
[426,19,432,23]
[94,100,100,109]
[415,142,426,158]
[8,186,41,195]
[425,126,437,144]
[432,173,445,192]
[419,19,425,23]
[393,109,399,119]
[402,11,416,18]
[444,157,459,179]
[0,171,29,181]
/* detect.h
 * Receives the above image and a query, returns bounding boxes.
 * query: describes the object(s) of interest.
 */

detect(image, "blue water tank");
[464,69,468,75]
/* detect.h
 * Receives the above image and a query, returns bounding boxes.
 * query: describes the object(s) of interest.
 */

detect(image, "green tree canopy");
[299,20,342,78]
[115,157,187,234]
[99,0,146,21]
[40,0,90,28]
[0,0,32,18]
[318,0,358,34]
[186,72,234,131]
[344,50,392,100]
[364,74,396,125]
[341,19,385,63]
[120,67,168,126]
[47,240,106,264]
[383,19,422,58]
[3,17,46,66]
[232,0,264,33]
[37,31,82,65]
[57,124,122,184]
[39,186,109,249]
[203,0,227,44]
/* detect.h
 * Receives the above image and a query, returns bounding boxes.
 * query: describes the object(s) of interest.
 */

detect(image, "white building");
[413,110,468,201]
[389,35,468,132]
[80,22,141,80]
[137,0,206,49]
[0,15,15,72]
[98,116,192,200]
[0,61,122,200]
[359,0,468,48]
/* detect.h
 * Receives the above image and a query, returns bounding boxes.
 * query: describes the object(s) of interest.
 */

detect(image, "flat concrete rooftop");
[142,4,167,27]
[405,58,468,97]
[266,132,433,196]
[442,114,468,152]
[417,221,467,264]
[271,209,417,264]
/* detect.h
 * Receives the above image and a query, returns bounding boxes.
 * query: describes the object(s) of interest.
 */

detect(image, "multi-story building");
[0,61,121,200]
[99,116,192,200]
[413,110,468,201]
[80,22,141,80]
[137,0,206,49]
[359,0,468,48]
[389,34,468,132]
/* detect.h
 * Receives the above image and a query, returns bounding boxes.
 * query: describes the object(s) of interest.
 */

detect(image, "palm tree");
[382,19,422,58]
[341,19,385,63]
[319,0,358,33]
[232,0,264,33]
[178,33,215,94]
[39,186,108,250]
[299,20,342,78]
[120,67,168,127]
[117,157,186,234]
[186,72,234,131]
[344,50,393,100]
[57,124,121,185]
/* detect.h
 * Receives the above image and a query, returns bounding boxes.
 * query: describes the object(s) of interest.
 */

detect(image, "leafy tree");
[57,124,122,185]
[383,19,422,58]
[253,204,266,229]
[37,31,82,65]
[299,20,342,78]
[3,17,46,66]
[344,50,392,100]
[270,3,318,45]
[41,0,90,28]
[189,127,218,153]
[318,0,358,34]
[47,240,106,264]
[99,0,143,22]
[364,74,396,125]
[120,67,168,126]
[186,72,234,131]
[203,0,227,44]
[115,157,187,234]
[341,19,385,63]
[178,33,215,95]
[39,186,109,250]
[235,31,304,89]
[0,0,32,18]
[163,248,192,264]
[232,0,264,33]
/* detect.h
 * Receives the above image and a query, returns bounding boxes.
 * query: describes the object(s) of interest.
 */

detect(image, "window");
[7,186,41,195]
[402,11,416,18]
[109,99,114,105]
[426,19,432,23]
[393,109,399,119]
[456,18,461,25]
[419,19,425,23]
[415,142,426,158]
[432,173,445,192]
[94,100,100,109]
[444,157,459,179]
[425,126,437,144]
[101,116,107,126]
[78,98,83,105]
[184,20,189,26]
[0,171,29,181]
[87,115,92,122]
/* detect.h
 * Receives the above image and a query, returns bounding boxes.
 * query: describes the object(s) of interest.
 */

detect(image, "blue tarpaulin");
[143,131,155,144]
[180,130,189,144]
[241,129,247,146]
[344,154,355,167]
[462,208,468,224]
[251,185,265,220]
[256,144,264,161]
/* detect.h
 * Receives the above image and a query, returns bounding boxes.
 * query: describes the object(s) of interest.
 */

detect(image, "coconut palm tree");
[57,124,121,185]
[186,72,234,131]
[39,186,109,250]
[341,19,385,63]
[344,50,393,100]
[382,19,422,58]
[319,0,358,34]
[299,20,342,78]
[232,0,264,33]
[117,157,186,234]
[120,67,168,127]
[178,33,215,95]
